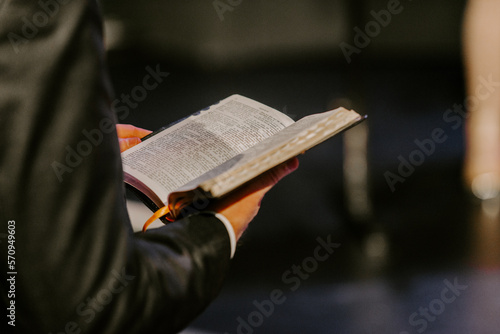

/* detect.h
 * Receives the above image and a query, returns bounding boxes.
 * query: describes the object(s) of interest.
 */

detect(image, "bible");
[122,94,364,231]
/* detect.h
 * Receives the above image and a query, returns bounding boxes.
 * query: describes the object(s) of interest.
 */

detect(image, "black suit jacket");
[0,1,231,333]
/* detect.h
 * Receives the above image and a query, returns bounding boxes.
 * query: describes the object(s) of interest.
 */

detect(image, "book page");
[173,107,363,199]
[122,95,294,203]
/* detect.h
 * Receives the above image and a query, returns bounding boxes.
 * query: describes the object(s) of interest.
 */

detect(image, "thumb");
[264,157,300,186]
[241,157,300,198]
[119,137,142,152]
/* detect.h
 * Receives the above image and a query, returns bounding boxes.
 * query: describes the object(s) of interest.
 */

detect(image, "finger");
[213,157,299,210]
[264,157,299,187]
[119,137,142,152]
[240,157,299,198]
[116,124,152,139]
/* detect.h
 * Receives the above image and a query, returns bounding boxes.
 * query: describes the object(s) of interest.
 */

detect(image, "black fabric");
[0,1,231,333]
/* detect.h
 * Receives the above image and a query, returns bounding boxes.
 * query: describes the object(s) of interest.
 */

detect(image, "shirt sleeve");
[0,1,232,333]
[213,212,237,258]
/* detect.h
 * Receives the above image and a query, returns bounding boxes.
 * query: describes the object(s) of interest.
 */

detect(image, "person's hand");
[116,124,152,152]
[210,157,299,240]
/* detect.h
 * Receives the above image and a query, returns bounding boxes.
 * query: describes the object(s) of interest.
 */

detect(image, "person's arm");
[0,2,295,333]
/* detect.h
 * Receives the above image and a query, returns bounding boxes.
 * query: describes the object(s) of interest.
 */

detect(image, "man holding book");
[0,1,297,333]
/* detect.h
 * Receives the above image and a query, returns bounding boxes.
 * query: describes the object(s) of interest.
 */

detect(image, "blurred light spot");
[104,18,126,51]
[481,196,500,218]
[365,232,388,259]
[343,120,372,221]
[471,173,499,200]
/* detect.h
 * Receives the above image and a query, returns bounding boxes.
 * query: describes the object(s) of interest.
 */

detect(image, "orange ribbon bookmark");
[142,197,192,232]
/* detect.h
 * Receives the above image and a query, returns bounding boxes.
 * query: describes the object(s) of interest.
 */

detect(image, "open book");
[122,94,364,231]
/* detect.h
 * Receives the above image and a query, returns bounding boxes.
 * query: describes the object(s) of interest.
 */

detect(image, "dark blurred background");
[102,1,500,333]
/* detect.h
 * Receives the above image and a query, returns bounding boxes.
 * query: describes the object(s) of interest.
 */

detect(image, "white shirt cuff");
[212,212,236,259]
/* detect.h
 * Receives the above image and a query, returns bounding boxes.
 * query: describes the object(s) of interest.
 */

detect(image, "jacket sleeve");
[0,1,231,333]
